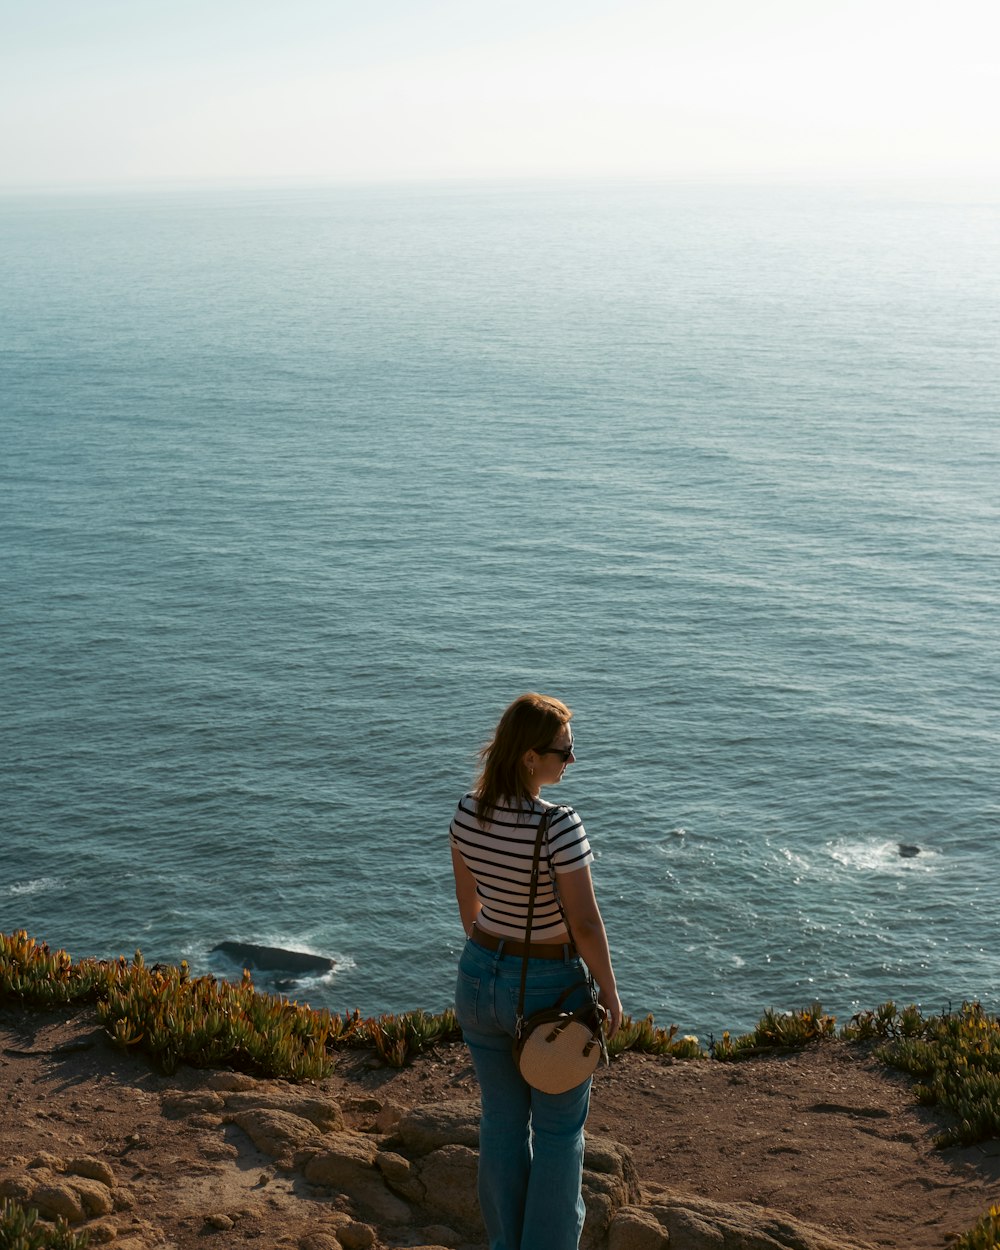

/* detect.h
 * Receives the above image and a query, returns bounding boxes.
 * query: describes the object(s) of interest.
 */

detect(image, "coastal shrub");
[95,954,337,1079]
[839,1000,926,1041]
[712,1003,836,1060]
[0,932,108,1008]
[1,932,340,1080]
[2,932,470,1078]
[607,1014,705,1059]
[0,1199,89,1249]
[950,1204,1000,1250]
[364,1008,462,1067]
[0,930,810,1075]
[877,1001,1000,1147]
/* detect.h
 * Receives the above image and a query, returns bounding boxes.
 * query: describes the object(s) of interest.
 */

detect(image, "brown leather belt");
[470,923,575,961]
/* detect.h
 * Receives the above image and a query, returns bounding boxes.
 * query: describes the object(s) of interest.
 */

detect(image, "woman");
[450,693,622,1250]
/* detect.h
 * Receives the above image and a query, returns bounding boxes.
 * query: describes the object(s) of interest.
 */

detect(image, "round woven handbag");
[514,992,606,1094]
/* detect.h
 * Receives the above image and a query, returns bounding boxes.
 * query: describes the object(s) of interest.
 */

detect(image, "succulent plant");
[874,1001,1000,1147]
[711,1003,835,1060]
[948,1203,1000,1250]
[0,1198,90,1249]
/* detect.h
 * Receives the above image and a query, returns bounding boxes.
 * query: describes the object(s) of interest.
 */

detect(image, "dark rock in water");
[898,843,921,859]
[211,941,335,975]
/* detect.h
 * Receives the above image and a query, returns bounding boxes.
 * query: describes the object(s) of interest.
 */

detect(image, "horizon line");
[3,170,1000,198]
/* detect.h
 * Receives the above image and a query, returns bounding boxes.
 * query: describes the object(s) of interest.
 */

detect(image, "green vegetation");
[363,1007,461,1067]
[96,952,340,1079]
[838,999,927,1041]
[4,932,1000,1154]
[607,1014,704,1059]
[0,930,466,1074]
[709,998,1000,1151]
[948,1205,1000,1250]
[870,1001,1000,1148]
[0,1199,89,1250]
[711,1002,837,1059]
[1,931,340,1078]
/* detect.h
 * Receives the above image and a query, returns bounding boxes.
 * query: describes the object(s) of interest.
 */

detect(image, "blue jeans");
[455,936,593,1250]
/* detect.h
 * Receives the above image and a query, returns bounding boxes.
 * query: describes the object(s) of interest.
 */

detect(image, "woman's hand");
[451,845,482,936]
[599,986,623,1039]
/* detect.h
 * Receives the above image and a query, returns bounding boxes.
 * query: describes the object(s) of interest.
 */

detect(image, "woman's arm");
[556,865,623,1037]
[451,845,481,937]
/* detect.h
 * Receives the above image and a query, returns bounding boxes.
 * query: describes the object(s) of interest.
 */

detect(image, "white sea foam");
[683,943,745,970]
[825,839,939,873]
[2,877,60,898]
[778,847,812,873]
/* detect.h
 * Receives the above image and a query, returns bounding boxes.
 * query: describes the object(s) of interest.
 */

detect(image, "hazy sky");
[2,0,997,188]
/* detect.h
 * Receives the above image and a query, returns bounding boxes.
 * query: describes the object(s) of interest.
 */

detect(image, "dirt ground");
[2,1007,998,1249]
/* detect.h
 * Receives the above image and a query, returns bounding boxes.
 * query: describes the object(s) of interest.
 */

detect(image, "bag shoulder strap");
[515,805,557,1037]
[543,806,578,947]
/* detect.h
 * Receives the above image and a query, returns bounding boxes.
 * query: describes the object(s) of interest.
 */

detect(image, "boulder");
[634,1192,870,1250]
[338,1221,377,1249]
[338,1096,408,1135]
[65,1156,116,1187]
[351,1175,414,1226]
[225,1107,325,1161]
[0,1168,94,1222]
[205,1213,236,1230]
[302,1136,380,1188]
[584,1137,641,1208]
[69,1175,115,1217]
[303,1137,412,1224]
[223,1090,344,1132]
[206,1071,259,1092]
[83,1221,119,1244]
[418,1225,463,1248]
[376,1150,426,1204]
[297,1213,355,1250]
[299,1234,342,1250]
[0,1176,34,1204]
[608,1208,670,1250]
[374,1101,406,1133]
[393,1120,640,1245]
[586,1137,641,1189]
[211,940,335,975]
[28,1181,86,1223]
[395,1101,481,1155]
[416,1144,482,1231]
[27,1153,64,1171]
[300,1235,342,1250]
[581,1137,643,1249]
[162,1090,225,1118]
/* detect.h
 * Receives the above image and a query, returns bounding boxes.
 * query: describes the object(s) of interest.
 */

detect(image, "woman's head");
[473,692,574,825]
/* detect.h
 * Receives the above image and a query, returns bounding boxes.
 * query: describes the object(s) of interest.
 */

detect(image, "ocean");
[2,179,998,1042]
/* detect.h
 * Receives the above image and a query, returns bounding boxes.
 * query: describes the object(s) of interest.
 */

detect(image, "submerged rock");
[211,940,335,974]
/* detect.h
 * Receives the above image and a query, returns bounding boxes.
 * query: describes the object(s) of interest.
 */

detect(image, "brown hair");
[473,692,572,828]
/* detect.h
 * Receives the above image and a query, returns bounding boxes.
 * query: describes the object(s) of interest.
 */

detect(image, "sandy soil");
[2,1006,998,1249]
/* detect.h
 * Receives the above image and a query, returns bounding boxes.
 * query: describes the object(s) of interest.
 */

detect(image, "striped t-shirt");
[450,794,594,940]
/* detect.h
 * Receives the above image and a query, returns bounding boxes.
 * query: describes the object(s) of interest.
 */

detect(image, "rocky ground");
[2,1006,998,1250]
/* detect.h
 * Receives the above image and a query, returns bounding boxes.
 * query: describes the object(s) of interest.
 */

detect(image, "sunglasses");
[536,740,574,763]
